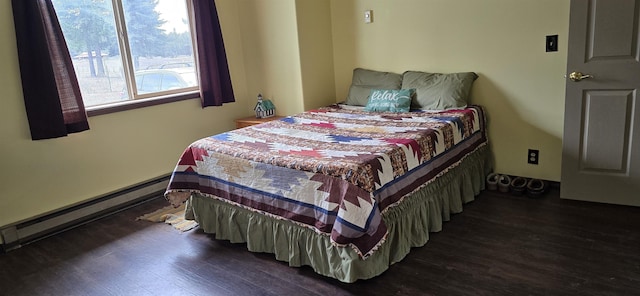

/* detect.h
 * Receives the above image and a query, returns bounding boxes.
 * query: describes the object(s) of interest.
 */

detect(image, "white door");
[561,0,640,206]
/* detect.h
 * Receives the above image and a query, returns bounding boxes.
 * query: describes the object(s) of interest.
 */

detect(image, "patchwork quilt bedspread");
[165,105,487,258]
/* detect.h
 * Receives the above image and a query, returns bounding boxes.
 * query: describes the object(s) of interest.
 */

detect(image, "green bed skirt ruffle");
[187,144,492,283]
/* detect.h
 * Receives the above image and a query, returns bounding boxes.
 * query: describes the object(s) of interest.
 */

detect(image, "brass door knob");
[569,71,594,82]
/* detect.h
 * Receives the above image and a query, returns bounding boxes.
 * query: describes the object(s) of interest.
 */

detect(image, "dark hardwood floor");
[1,187,639,296]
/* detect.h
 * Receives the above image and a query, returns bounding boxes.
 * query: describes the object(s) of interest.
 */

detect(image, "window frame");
[86,91,199,116]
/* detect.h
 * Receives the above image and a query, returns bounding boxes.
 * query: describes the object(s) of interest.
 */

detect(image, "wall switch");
[528,149,539,165]
[364,10,373,23]
[546,35,558,52]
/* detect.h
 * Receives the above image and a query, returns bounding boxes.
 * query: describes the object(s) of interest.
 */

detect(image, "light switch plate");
[546,35,558,52]
[364,10,373,23]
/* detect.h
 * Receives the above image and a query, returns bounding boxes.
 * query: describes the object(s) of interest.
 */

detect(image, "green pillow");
[401,71,478,110]
[364,89,413,112]
[345,68,403,106]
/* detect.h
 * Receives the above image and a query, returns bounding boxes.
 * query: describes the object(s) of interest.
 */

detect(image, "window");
[52,0,198,109]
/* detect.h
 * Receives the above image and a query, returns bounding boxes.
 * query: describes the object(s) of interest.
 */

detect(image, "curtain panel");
[12,0,90,140]
[191,0,235,107]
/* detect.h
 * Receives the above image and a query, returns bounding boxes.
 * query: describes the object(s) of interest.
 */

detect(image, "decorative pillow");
[345,68,403,106]
[364,89,413,112]
[401,71,478,110]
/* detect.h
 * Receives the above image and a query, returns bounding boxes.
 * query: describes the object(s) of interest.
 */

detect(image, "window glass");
[52,0,198,107]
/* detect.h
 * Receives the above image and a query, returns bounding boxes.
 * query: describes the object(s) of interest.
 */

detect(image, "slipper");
[509,177,528,195]
[486,173,499,191]
[498,175,511,193]
[526,179,547,198]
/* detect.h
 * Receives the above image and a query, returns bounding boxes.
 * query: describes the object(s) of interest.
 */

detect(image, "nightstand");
[235,115,285,129]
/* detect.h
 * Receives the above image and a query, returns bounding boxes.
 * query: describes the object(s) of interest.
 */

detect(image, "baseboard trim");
[1,175,170,253]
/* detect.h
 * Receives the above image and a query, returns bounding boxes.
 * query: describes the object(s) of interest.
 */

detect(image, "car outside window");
[129,67,197,97]
[162,73,183,90]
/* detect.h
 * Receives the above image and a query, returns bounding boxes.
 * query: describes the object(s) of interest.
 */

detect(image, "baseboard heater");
[0,175,170,253]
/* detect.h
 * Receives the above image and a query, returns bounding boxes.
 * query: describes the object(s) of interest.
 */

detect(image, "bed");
[164,101,491,283]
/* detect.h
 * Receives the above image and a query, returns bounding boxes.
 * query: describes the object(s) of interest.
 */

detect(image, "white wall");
[331,0,570,181]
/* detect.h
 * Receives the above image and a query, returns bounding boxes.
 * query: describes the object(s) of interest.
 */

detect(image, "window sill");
[86,91,200,117]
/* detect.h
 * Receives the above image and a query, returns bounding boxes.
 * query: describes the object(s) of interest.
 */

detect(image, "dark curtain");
[12,0,89,140]
[191,0,235,107]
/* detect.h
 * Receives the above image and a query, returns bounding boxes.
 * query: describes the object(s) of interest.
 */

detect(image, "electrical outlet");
[528,149,539,165]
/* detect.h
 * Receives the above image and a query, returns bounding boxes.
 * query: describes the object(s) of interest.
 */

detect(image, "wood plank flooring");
[1,187,639,296]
